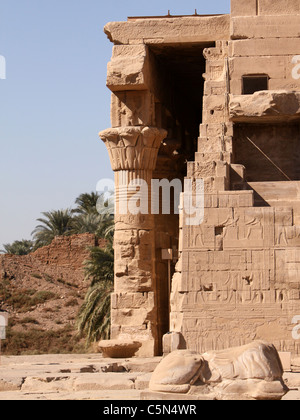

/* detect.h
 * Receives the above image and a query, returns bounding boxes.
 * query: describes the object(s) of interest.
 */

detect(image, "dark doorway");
[150,42,215,169]
[149,42,214,354]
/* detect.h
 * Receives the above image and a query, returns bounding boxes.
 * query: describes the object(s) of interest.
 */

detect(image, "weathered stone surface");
[21,376,74,393]
[259,0,300,16]
[163,332,187,355]
[98,340,142,358]
[0,353,299,400]
[73,374,136,391]
[230,38,300,57]
[104,16,230,45]
[99,126,167,172]
[99,3,300,361]
[107,45,153,92]
[231,0,257,17]
[149,342,288,400]
[231,15,300,40]
[230,91,300,122]
[0,377,24,392]
[149,350,204,394]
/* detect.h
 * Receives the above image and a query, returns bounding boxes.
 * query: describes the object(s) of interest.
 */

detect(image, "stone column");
[99,125,167,357]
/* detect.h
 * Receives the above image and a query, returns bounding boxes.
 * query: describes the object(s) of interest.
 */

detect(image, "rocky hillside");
[0,234,106,355]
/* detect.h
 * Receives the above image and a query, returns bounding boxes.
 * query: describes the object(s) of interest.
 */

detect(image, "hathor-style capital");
[99,126,167,172]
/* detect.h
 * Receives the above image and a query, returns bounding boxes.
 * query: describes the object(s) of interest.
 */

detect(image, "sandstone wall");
[171,2,300,357]
[101,2,300,358]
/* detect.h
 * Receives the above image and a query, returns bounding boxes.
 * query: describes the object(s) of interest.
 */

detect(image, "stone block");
[111,90,155,127]
[269,79,300,91]
[0,378,23,392]
[229,56,287,81]
[230,164,246,187]
[162,332,187,355]
[199,122,233,138]
[111,307,151,327]
[229,91,300,123]
[203,95,226,116]
[259,0,300,15]
[104,15,230,46]
[111,292,154,310]
[204,194,219,208]
[134,373,152,390]
[230,38,300,57]
[213,176,228,191]
[231,0,257,16]
[197,136,232,155]
[218,191,254,208]
[203,108,226,124]
[204,80,226,96]
[279,352,292,372]
[205,61,225,82]
[107,45,151,91]
[275,208,294,226]
[231,16,300,40]
[187,161,216,179]
[22,377,74,393]
[73,374,135,391]
[216,161,229,178]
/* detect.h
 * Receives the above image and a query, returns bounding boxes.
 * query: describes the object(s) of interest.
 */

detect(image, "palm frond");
[77,281,113,343]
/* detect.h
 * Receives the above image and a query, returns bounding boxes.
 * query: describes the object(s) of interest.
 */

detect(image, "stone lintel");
[104,15,230,46]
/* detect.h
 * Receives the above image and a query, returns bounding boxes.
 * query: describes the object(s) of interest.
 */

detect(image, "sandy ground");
[0,353,299,400]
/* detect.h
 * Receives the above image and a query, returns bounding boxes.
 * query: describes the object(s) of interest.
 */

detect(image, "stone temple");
[99,0,300,358]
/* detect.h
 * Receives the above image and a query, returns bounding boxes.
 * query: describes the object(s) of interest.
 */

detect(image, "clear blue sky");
[0,0,230,248]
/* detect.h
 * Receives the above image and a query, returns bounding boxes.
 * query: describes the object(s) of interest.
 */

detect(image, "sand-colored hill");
[0,234,106,354]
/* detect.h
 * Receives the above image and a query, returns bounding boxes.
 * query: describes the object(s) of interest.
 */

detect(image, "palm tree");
[77,279,113,343]
[32,209,74,249]
[71,213,103,235]
[77,234,114,344]
[73,192,100,216]
[1,239,34,256]
[72,191,115,238]
[73,191,115,217]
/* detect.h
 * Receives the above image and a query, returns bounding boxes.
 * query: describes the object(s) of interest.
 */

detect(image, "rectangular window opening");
[242,75,269,95]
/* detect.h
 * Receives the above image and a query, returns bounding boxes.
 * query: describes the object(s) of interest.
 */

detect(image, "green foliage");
[1,240,34,255]
[32,209,74,249]
[83,246,114,286]
[0,287,58,312]
[77,238,114,344]
[1,190,116,349]
[71,213,104,235]
[77,281,113,344]
[2,323,86,355]
[4,191,115,254]
[73,192,100,216]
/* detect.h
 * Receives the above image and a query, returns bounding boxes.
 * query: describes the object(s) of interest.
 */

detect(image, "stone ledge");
[230,91,300,123]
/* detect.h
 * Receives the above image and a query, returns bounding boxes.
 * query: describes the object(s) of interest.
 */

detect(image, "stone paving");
[0,354,159,400]
[0,354,299,400]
